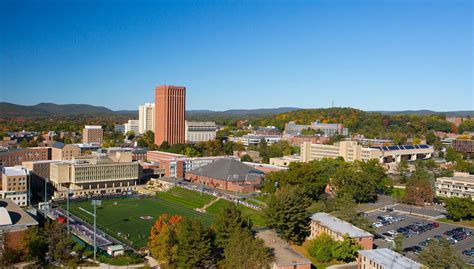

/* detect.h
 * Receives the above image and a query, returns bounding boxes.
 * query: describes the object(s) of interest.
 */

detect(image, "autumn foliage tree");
[148,214,183,265]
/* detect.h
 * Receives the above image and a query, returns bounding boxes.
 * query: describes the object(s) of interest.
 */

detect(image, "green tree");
[425,131,437,145]
[264,189,311,245]
[445,147,462,163]
[175,218,213,268]
[403,169,434,205]
[22,226,48,263]
[240,154,253,162]
[444,197,474,221]
[44,220,74,265]
[221,228,273,269]
[394,234,404,254]
[212,204,252,251]
[331,235,362,262]
[396,159,409,183]
[307,233,337,262]
[20,139,29,148]
[418,238,464,268]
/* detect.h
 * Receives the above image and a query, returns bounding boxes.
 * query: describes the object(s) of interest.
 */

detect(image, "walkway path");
[197,197,220,213]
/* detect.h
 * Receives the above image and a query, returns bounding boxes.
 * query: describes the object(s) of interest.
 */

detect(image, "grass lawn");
[64,196,213,249]
[437,218,474,228]
[390,188,406,201]
[206,199,266,227]
[253,195,269,203]
[64,187,264,249]
[156,187,214,209]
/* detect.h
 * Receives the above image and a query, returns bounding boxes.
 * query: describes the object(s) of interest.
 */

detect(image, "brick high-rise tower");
[154,85,186,145]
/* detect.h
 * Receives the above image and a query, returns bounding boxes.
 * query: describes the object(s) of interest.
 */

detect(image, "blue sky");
[1,0,472,111]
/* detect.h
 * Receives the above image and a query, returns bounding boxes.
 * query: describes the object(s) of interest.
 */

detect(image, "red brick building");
[0,147,51,168]
[185,158,263,192]
[155,85,186,146]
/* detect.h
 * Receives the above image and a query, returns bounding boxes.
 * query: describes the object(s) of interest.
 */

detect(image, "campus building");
[155,85,186,145]
[301,141,433,164]
[146,150,237,178]
[0,198,39,250]
[0,147,51,168]
[51,142,81,160]
[309,212,373,250]
[1,167,28,206]
[124,120,140,134]
[436,172,474,201]
[357,248,423,269]
[229,134,282,146]
[284,121,348,136]
[82,125,103,144]
[49,152,141,199]
[311,121,349,136]
[185,158,264,192]
[452,139,474,158]
[269,155,301,167]
[185,121,217,143]
[138,103,155,134]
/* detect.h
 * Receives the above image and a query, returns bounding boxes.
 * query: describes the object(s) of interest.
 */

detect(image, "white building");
[436,172,474,201]
[230,134,282,146]
[357,248,423,269]
[138,103,155,134]
[301,141,433,164]
[185,121,217,143]
[124,120,139,134]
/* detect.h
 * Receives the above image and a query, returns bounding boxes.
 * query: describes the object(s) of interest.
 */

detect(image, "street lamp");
[66,187,73,235]
[79,199,101,263]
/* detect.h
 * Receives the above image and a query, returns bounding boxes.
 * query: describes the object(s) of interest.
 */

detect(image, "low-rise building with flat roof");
[309,212,373,250]
[436,172,474,201]
[269,155,301,167]
[257,229,312,269]
[0,198,38,249]
[49,152,141,199]
[357,248,423,269]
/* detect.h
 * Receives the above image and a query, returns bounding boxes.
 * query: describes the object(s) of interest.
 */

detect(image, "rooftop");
[0,199,38,230]
[2,166,27,176]
[84,125,102,129]
[358,248,423,269]
[310,212,373,238]
[437,173,474,184]
[256,229,312,267]
[188,158,264,181]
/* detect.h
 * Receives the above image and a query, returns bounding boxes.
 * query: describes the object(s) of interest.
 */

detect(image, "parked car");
[463,248,474,257]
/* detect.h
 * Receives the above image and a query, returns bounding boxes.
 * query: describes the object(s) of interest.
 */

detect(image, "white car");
[373,222,384,228]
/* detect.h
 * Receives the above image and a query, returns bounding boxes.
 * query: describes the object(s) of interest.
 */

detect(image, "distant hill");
[0,102,123,119]
[374,110,474,117]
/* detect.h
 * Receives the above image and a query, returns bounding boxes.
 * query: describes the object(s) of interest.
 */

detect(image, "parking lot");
[366,210,474,263]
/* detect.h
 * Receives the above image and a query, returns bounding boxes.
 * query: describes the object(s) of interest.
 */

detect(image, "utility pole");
[66,187,71,235]
[79,199,101,263]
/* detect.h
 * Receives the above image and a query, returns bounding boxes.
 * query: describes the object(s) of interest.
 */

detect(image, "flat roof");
[437,175,474,184]
[358,248,423,269]
[0,199,38,230]
[256,229,311,267]
[310,212,373,238]
[2,167,27,176]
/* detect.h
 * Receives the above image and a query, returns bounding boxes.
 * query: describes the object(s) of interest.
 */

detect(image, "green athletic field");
[64,187,264,249]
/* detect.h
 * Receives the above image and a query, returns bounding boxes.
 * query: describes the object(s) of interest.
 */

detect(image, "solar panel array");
[370,144,431,151]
